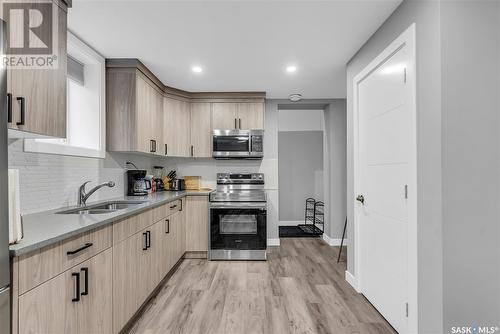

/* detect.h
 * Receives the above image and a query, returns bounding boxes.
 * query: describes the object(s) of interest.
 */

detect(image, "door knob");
[356,194,365,204]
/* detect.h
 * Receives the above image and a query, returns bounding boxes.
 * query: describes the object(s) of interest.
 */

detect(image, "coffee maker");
[126,169,149,196]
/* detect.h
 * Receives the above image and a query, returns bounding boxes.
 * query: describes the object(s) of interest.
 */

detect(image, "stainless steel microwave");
[212,129,263,159]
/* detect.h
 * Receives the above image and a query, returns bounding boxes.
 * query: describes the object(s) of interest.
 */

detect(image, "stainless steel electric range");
[209,173,267,260]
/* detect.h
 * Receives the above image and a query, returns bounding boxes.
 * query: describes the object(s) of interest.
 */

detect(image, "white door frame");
[352,23,418,333]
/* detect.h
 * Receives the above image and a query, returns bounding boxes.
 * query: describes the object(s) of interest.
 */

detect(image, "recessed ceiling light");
[192,66,203,73]
[286,65,297,73]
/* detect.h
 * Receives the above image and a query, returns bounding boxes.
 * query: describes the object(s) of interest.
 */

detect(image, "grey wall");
[278,131,323,222]
[324,100,347,239]
[346,0,443,332]
[347,0,500,331]
[440,1,500,329]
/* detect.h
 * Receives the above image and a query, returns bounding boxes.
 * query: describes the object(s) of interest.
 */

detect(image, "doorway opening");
[278,109,325,237]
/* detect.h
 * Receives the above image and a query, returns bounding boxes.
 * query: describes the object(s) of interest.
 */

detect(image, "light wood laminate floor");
[128,238,396,334]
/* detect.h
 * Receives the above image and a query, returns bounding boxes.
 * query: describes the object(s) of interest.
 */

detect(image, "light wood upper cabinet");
[211,102,264,130]
[185,196,209,252]
[212,103,238,129]
[19,249,113,334]
[107,70,163,155]
[164,97,191,156]
[237,102,264,129]
[190,102,212,157]
[3,1,68,137]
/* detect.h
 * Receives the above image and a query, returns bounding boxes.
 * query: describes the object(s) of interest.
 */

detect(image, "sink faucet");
[78,181,116,206]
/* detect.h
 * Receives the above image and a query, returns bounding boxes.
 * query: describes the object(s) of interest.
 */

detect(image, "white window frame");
[24,31,106,159]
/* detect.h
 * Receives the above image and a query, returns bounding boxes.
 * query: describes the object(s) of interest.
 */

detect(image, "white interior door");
[356,37,415,333]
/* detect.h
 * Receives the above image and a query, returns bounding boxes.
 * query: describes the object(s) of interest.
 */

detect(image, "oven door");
[210,205,267,251]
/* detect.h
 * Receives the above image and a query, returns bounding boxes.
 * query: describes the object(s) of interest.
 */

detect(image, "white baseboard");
[322,233,347,246]
[345,270,360,292]
[278,220,303,226]
[267,238,280,246]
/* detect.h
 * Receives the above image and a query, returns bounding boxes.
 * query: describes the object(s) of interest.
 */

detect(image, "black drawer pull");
[165,219,170,234]
[146,230,151,249]
[169,204,177,209]
[67,242,93,255]
[81,267,89,296]
[72,272,80,302]
[143,232,148,250]
[7,93,12,123]
[16,97,25,126]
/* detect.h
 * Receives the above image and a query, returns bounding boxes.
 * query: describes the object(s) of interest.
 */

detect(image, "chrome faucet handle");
[78,181,92,206]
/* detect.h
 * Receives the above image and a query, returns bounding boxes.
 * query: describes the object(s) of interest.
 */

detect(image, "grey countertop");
[9,190,212,257]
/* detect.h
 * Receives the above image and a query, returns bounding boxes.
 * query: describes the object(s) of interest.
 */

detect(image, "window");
[24,31,106,158]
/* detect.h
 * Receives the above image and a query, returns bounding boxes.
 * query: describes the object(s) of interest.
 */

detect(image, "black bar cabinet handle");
[67,242,93,255]
[16,97,25,126]
[72,272,80,302]
[234,118,237,129]
[180,199,183,212]
[80,267,88,296]
[239,118,241,129]
[191,145,194,157]
[165,143,168,155]
[154,140,157,152]
[165,219,170,234]
[150,140,154,153]
[142,232,148,250]
[146,230,151,248]
[7,93,12,123]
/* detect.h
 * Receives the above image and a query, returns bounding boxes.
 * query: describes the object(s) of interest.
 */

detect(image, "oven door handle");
[210,205,267,210]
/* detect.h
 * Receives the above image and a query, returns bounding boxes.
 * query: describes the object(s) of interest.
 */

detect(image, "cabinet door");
[78,249,113,334]
[212,103,237,130]
[162,216,175,276]
[19,268,79,334]
[152,88,164,156]
[190,102,212,157]
[237,102,264,130]
[185,196,209,252]
[6,3,67,137]
[113,234,140,332]
[135,74,154,153]
[137,227,153,306]
[164,97,190,157]
[150,220,166,287]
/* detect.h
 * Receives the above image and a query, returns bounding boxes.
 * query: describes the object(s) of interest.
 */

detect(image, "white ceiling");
[68,0,401,98]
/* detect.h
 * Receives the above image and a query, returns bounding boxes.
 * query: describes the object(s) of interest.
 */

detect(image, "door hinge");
[406,303,409,317]
[404,68,407,83]
[404,185,408,199]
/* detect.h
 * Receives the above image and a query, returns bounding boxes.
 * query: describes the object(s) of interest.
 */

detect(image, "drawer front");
[152,204,167,223]
[18,225,112,295]
[61,225,112,272]
[113,209,154,244]
[166,200,182,216]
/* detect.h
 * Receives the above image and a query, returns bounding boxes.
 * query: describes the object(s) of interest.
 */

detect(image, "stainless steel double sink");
[57,200,148,215]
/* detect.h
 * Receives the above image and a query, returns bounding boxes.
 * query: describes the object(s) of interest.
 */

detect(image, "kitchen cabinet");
[190,102,212,157]
[212,103,238,129]
[18,248,112,334]
[185,196,209,252]
[212,102,264,130]
[3,0,69,138]
[163,97,191,156]
[237,102,265,129]
[106,69,164,155]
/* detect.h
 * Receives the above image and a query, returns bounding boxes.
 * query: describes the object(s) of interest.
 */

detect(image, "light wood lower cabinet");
[18,248,113,334]
[185,196,209,252]
[15,196,206,334]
